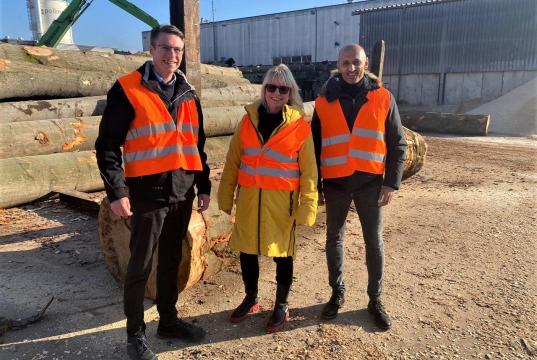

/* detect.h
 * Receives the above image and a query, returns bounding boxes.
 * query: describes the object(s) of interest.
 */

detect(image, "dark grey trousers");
[124,194,194,336]
[324,178,384,301]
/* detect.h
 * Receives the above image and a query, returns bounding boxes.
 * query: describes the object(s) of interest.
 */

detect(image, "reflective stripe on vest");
[237,114,310,191]
[118,70,202,177]
[316,87,390,178]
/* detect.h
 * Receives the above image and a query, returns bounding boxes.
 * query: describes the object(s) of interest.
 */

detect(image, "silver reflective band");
[321,156,347,167]
[240,163,299,178]
[126,121,176,140]
[263,149,297,163]
[322,134,351,147]
[180,123,199,135]
[125,144,199,162]
[352,128,384,140]
[242,147,260,156]
[349,149,385,163]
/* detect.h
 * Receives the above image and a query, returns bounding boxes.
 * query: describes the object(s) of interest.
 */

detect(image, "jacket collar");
[138,61,195,97]
[321,73,379,102]
[244,100,305,129]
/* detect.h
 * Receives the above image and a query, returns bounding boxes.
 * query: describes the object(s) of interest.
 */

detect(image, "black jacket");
[311,74,407,192]
[95,61,211,203]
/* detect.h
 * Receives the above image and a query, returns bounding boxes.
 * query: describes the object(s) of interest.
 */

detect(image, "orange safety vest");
[118,71,202,177]
[316,87,391,178]
[237,115,311,191]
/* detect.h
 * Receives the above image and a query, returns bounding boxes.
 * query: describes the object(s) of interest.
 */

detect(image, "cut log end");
[97,182,232,300]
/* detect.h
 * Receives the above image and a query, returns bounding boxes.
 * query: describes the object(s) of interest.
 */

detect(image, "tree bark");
[98,182,232,299]
[0,151,102,209]
[0,116,100,158]
[0,96,106,123]
[400,111,490,136]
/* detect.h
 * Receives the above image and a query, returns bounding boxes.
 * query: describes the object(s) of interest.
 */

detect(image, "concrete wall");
[383,71,537,106]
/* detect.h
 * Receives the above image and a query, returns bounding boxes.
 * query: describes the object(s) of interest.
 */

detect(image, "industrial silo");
[27,0,74,44]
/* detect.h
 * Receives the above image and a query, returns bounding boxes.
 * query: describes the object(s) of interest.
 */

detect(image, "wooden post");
[170,0,201,96]
[370,40,385,81]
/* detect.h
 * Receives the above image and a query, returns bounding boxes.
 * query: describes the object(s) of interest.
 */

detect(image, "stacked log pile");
[0,44,427,298]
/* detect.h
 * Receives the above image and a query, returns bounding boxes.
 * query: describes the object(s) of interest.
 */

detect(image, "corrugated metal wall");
[360,0,537,74]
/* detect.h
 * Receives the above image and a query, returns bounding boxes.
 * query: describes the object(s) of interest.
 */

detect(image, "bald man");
[311,44,406,330]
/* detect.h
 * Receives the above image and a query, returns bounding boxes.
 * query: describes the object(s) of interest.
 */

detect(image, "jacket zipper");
[249,110,288,256]
[289,191,294,216]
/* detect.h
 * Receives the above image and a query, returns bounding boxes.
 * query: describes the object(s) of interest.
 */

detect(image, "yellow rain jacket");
[218,101,318,257]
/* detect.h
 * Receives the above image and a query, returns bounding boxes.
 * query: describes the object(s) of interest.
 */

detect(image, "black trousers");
[239,252,293,293]
[124,195,194,336]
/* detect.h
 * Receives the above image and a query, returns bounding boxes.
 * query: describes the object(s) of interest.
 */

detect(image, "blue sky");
[0,0,355,52]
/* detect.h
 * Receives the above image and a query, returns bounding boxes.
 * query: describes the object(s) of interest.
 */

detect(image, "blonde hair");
[260,64,303,110]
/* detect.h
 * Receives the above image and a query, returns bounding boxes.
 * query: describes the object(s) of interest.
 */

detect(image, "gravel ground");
[1,135,536,359]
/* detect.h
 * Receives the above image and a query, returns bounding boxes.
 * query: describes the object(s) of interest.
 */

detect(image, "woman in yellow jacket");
[218,64,318,332]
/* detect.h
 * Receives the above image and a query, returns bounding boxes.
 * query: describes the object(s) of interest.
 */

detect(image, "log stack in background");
[0,44,428,298]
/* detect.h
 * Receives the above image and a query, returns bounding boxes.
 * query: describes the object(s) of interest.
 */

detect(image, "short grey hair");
[260,64,303,109]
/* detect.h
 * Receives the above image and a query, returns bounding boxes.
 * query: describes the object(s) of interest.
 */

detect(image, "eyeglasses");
[265,84,290,94]
[156,44,184,54]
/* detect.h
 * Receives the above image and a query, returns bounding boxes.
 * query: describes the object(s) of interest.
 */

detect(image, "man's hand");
[197,193,210,212]
[110,197,132,218]
[377,186,395,207]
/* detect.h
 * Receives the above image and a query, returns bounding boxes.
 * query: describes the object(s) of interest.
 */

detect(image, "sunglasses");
[265,84,290,94]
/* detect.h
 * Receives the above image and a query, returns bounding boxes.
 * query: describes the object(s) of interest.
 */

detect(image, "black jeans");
[324,177,384,301]
[124,195,194,336]
[239,252,293,293]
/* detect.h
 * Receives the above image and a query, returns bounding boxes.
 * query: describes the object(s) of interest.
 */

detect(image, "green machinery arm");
[37,0,159,48]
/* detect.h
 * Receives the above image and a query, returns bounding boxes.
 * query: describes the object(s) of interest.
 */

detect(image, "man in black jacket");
[95,25,210,360]
[311,44,406,331]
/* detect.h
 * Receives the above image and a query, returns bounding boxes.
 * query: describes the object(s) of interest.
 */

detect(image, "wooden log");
[200,84,261,108]
[0,111,238,159]
[0,59,119,100]
[0,151,102,209]
[400,111,490,136]
[0,116,100,158]
[98,181,232,299]
[170,0,201,96]
[402,127,427,180]
[0,43,251,100]
[0,96,106,123]
[0,85,261,123]
[0,136,232,208]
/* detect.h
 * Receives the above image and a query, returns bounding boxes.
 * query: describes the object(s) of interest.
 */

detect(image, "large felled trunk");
[0,151,102,209]
[400,111,490,136]
[0,43,253,101]
[0,136,232,209]
[0,112,239,159]
[0,96,107,123]
[0,84,261,123]
[98,182,232,299]
[0,116,100,158]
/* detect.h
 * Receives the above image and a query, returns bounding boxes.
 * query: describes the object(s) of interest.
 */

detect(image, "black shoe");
[127,333,158,360]
[157,318,206,342]
[321,290,345,320]
[266,303,289,333]
[230,294,260,323]
[367,300,391,331]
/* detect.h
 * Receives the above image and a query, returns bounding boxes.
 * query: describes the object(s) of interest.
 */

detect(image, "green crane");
[37,0,160,48]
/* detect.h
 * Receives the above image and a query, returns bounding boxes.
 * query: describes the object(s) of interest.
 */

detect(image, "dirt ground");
[1,135,536,360]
